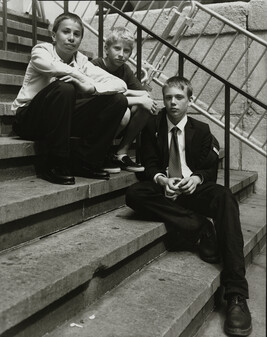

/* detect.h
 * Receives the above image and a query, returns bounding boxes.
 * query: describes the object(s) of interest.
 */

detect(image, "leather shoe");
[41,166,75,185]
[73,165,110,180]
[198,219,220,264]
[224,295,252,336]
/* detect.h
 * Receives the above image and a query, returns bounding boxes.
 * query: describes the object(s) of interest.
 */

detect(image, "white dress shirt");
[154,115,193,183]
[12,42,127,112]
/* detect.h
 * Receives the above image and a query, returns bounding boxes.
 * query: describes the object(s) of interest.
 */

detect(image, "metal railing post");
[2,0,8,50]
[224,85,230,187]
[136,27,142,164]
[98,1,104,57]
[32,0,37,46]
[64,1,69,14]
[178,54,184,77]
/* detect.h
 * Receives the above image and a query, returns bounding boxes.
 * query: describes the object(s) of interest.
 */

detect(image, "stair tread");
[0,136,37,158]
[0,72,24,86]
[0,206,168,334]
[0,50,30,64]
[0,171,138,224]
[0,170,257,225]
[46,194,266,337]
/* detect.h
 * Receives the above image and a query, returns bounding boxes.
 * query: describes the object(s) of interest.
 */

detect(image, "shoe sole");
[103,168,121,174]
[41,174,75,185]
[122,167,145,173]
[224,322,252,336]
[199,253,221,264]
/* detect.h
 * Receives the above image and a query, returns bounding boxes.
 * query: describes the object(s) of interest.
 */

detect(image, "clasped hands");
[157,175,201,198]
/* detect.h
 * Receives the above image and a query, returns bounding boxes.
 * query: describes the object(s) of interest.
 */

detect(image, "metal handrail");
[97,0,267,187]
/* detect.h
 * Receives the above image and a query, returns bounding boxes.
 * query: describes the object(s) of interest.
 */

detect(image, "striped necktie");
[168,126,182,178]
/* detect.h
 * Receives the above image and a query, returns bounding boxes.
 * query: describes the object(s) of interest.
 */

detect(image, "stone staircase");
[0,6,266,337]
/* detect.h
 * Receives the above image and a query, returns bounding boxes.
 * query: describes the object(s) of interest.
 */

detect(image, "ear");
[188,96,193,106]
[104,45,108,56]
[51,31,56,43]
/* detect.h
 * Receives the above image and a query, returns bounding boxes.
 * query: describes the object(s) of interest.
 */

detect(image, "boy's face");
[163,85,192,125]
[105,39,132,69]
[52,18,83,61]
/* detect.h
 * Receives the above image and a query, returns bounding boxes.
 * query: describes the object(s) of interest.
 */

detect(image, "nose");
[68,33,74,42]
[171,97,176,105]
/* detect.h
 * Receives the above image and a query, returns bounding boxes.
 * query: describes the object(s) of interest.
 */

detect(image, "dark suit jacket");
[141,108,220,183]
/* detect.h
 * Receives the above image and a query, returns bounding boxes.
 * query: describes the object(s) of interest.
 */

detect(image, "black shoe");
[224,295,252,336]
[112,155,144,172]
[198,219,220,264]
[103,157,121,174]
[41,166,75,185]
[73,165,110,180]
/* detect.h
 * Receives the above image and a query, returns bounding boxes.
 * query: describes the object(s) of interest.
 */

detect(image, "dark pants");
[13,80,127,168]
[126,181,249,299]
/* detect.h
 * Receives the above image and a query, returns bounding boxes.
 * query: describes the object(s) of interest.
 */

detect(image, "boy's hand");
[157,176,182,198]
[140,96,158,115]
[59,73,96,94]
[177,176,201,195]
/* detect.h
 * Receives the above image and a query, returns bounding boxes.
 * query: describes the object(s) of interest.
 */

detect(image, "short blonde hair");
[105,26,135,51]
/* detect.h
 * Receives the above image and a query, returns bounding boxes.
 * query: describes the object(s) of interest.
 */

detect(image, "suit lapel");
[185,117,195,167]
[156,110,169,168]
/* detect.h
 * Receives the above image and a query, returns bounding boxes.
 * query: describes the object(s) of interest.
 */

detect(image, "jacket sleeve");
[192,127,220,183]
[141,117,167,181]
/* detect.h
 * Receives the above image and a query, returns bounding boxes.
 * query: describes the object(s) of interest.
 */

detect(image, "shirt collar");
[53,45,78,66]
[167,115,188,133]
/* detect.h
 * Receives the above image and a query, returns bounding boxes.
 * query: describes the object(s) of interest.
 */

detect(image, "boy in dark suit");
[126,76,252,336]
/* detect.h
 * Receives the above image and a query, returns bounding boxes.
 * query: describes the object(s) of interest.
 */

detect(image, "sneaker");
[224,295,252,336]
[113,155,144,172]
[103,158,121,174]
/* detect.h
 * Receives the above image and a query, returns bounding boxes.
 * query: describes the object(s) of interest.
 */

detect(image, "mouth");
[65,44,76,48]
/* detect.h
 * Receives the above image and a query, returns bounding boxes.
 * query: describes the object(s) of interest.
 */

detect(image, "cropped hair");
[162,76,193,99]
[52,12,84,38]
[105,26,135,50]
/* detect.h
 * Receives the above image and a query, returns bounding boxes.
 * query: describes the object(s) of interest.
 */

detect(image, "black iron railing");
[96,0,267,188]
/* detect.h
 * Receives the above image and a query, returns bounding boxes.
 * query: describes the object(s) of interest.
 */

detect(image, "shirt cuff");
[153,173,167,184]
[191,173,204,185]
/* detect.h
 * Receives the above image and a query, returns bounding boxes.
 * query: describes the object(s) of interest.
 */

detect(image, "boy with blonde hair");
[92,26,158,173]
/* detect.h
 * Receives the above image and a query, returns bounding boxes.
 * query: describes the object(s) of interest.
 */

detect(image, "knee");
[112,93,128,112]
[214,185,237,205]
[120,108,131,129]
[54,81,76,97]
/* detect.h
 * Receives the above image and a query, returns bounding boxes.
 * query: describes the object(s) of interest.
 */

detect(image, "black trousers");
[126,181,249,299]
[13,80,127,168]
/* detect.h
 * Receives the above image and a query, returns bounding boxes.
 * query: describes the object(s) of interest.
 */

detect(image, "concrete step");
[0,5,50,28]
[46,193,266,337]
[0,171,138,252]
[0,206,168,336]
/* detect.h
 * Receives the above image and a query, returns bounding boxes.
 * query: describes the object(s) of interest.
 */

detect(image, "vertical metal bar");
[3,0,8,50]
[136,27,142,81]
[224,85,230,188]
[178,54,184,77]
[98,1,104,57]
[64,1,69,14]
[136,27,142,163]
[32,0,37,47]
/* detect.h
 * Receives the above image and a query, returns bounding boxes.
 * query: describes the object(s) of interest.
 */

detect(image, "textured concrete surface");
[45,194,266,337]
[194,245,266,337]
[0,207,168,334]
[0,171,138,224]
